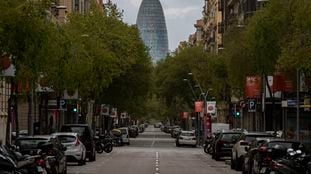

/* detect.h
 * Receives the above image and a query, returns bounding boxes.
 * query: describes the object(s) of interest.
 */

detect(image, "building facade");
[203,0,224,53]
[136,0,169,62]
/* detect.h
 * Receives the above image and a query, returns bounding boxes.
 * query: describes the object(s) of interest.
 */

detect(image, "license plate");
[37,166,44,172]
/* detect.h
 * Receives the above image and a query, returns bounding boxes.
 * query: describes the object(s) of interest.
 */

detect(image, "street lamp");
[183,78,198,100]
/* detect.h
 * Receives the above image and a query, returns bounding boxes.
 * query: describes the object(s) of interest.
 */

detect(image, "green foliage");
[0,0,56,84]
[0,0,152,118]
[154,46,228,120]
[223,0,311,95]
[278,0,311,70]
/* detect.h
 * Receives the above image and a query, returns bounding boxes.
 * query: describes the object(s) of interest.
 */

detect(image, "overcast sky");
[112,0,204,51]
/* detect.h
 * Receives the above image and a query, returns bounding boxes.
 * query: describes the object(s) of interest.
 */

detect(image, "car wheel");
[231,155,235,169]
[78,158,84,166]
[214,151,220,161]
[62,164,67,174]
[89,149,96,162]
[237,156,244,171]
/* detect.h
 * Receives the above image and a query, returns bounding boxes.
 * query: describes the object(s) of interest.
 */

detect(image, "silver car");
[119,127,130,145]
[52,132,86,165]
[176,131,197,147]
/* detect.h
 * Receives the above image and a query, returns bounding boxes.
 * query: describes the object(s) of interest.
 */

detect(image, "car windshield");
[268,141,303,150]
[221,133,241,142]
[245,134,274,142]
[120,129,127,134]
[181,132,195,136]
[62,126,86,137]
[18,138,49,149]
[58,135,76,143]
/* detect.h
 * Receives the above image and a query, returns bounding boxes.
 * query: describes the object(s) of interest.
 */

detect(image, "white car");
[176,131,197,147]
[231,132,275,170]
[119,127,130,145]
[52,132,86,165]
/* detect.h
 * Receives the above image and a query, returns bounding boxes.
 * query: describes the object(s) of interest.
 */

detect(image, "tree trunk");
[14,84,19,139]
[27,92,32,136]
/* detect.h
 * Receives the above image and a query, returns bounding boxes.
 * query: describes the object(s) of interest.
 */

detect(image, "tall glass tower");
[136,0,169,62]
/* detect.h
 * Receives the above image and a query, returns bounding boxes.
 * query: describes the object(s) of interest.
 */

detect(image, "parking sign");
[248,99,256,112]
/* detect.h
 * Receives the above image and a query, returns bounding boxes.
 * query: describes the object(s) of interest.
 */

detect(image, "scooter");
[266,148,311,174]
[95,135,113,154]
[0,145,47,174]
[102,138,113,153]
[203,136,213,154]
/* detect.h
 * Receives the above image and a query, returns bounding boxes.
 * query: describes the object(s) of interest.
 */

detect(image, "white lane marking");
[155,151,160,174]
[151,129,156,147]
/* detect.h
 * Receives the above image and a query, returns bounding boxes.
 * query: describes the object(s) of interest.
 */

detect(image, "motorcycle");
[0,145,47,174]
[95,135,113,154]
[266,147,311,174]
[203,136,213,154]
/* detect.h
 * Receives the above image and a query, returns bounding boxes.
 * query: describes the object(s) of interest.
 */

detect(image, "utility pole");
[296,69,300,141]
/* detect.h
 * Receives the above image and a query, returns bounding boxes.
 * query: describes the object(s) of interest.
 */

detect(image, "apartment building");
[203,0,269,53]
[203,0,224,53]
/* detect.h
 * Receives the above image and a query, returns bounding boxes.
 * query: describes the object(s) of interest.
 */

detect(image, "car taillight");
[217,140,227,146]
[271,161,284,169]
[36,159,45,167]
[258,146,268,153]
[48,149,56,156]
[75,139,80,146]
[264,157,272,162]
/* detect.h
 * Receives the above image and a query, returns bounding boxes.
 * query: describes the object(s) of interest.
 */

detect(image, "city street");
[67,127,239,174]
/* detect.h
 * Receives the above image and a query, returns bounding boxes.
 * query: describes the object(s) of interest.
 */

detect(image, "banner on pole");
[245,76,262,98]
[101,105,109,116]
[110,108,117,118]
[206,101,216,114]
[195,101,203,112]
[181,112,189,120]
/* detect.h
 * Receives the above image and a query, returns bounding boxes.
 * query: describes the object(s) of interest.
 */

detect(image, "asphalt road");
[67,126,239,174]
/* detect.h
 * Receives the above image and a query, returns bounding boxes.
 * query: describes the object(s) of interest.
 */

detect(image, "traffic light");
[73,107,77,112]
[235,111,241,118]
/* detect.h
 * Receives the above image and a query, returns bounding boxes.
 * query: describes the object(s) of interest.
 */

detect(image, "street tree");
[0,0,63,134]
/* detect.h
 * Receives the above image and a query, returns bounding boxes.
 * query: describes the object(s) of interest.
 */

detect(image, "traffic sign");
[248,99,256,112]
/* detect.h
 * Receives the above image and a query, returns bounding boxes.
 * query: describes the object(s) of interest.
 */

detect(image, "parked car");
[138,124,145,133]
[61,124,96,161]
[52,132,86,166]
[231,132,275,171]
[119,127,130,145]
[16,135,67,174]
[249,139,304,174]
[154,123,162,128]
[211,130,242,161]
[176,130,197,147]
[128,125,139,138]
[242,137,273,174]
[171,127,181,138]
